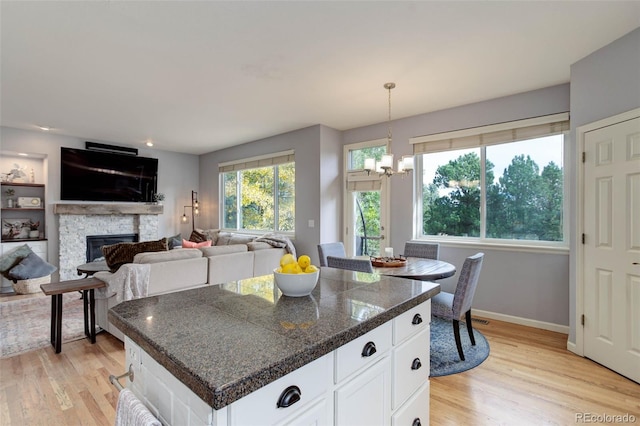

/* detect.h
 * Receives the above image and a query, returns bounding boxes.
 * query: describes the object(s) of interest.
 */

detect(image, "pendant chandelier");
[364,82,414,177]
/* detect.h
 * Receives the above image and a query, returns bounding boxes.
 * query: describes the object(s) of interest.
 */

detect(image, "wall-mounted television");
[61,147,158,202]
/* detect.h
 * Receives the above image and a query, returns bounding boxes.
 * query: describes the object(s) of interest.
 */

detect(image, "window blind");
[346,172,382,191]
[218,150,295,173]
[410,113,569,154]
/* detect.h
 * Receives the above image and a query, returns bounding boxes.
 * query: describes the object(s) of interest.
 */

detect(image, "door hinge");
[582,152,586,163]
[582,233,585,244]
[581,314,585,326]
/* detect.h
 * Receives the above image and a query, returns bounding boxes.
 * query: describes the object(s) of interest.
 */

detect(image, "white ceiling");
[2,1,639,155]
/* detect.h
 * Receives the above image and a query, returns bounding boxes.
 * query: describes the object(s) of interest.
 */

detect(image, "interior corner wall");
[319,125,343,249]
[199,125,325,264]
[568,27,640,344]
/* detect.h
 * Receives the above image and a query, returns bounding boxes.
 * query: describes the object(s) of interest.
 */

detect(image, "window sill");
[414,238,569,255]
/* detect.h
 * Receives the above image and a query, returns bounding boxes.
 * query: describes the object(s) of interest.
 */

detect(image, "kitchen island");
[108,267,440,425]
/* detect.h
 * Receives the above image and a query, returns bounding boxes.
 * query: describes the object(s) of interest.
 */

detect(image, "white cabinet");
[334,355,392,426]
[229,353,333,426]
[123,299,432,426]
[0,240,48,293]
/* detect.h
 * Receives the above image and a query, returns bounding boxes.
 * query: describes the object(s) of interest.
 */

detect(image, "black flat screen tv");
[61,147,158,202]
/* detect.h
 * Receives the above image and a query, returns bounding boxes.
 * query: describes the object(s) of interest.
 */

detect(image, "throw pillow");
[0,244,34,278]
[7,252,57,280]
[102,238,168,272]
[189,230,208,243]
[166,233,182,249]
[196,228,220,245]
[214,232,234,245]
[182,239,212,248]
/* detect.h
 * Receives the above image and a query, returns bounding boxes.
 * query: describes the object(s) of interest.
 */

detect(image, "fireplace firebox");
[86,234,138,262]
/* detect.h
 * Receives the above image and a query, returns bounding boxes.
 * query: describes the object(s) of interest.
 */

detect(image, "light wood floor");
[1,313,638,425]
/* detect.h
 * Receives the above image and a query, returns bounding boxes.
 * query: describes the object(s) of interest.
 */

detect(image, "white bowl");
[273,269,319,297]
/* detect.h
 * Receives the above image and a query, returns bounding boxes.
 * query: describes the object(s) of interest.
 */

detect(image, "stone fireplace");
[54,203,163,280]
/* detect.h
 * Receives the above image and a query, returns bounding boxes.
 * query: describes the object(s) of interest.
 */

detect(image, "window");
[220,151,295,233]
[412,114,568,245]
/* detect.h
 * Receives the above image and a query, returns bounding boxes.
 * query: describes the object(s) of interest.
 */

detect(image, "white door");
[583,115,640,383]
[343,140,391,258]
[344,175,389,257]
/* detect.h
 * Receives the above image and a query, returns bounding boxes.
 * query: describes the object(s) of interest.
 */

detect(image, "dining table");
[370,256,456,281]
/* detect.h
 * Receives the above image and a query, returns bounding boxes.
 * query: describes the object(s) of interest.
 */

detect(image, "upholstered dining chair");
[403,241,440,260]
[326,256,374,273]
[317,242,346,267]
[431,252,484,361]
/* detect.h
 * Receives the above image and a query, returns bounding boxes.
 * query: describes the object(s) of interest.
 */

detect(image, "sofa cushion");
[246,241,273,251]
[0,244,33,278]
[199,244,248,257]
[182,239,212,248]
[102,238,168,272]
[133,248,203,264]
[216,233,255,246]
[7,252,57,280]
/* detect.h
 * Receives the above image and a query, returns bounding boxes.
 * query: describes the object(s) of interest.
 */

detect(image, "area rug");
[430,316,490,377]
[0,293,85,358]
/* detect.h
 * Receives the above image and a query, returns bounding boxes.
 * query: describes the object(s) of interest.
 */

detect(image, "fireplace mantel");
[54,203,163,215]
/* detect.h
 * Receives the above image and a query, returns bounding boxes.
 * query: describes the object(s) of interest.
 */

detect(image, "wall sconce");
[181,190,199,230]
[363,82,414,178]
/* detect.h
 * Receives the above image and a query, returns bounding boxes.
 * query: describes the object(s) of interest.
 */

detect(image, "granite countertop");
[108,267,440,410]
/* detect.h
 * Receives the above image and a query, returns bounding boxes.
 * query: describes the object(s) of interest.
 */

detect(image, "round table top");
[371,256,456,281]
[77,260,109,275]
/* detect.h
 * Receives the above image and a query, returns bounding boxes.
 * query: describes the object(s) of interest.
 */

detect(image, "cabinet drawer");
[230,353,332,426]
[392,327,430,409]
[335,321,392,383]
[393,301,430,345]
[392,381,430,426]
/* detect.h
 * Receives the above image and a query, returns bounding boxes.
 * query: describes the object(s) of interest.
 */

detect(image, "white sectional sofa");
[94,237,289,341]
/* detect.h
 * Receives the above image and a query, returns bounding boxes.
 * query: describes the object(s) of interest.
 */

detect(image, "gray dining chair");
[431,252,484,361]
[317,242,346,267]
[326,256,374,273]
[403,241,439,260]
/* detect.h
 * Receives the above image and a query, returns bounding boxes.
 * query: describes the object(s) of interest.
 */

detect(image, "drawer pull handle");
[276,385,301,408]
[412,314,423,325]
[412,418,422,426]
[361,341,377,357]
[411,358,422,370]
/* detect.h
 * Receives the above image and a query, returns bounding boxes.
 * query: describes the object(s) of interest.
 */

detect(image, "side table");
[40,277,106,353]
[77,260,109,277]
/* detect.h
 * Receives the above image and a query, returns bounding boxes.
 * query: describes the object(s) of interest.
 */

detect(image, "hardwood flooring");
[1,311,638,425]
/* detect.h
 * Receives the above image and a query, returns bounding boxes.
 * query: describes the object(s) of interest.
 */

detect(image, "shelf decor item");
[4,188,15,208]
[1,218,29,239]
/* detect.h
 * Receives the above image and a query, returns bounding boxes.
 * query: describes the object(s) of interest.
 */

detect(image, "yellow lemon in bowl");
[304,265,318,273]
[298,255,311,269]
[280,253,297,268]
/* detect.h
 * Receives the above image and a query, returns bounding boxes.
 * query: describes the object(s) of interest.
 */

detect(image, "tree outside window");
[421,135,564,243]
[222,162,295,233]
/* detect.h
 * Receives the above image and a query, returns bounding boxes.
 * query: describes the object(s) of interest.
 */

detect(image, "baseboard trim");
[471,309,570,334]
[566,340,579,355]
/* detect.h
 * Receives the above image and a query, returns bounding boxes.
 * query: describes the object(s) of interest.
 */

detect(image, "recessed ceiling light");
[18,153,29,156]
[146,141,154,147]
[37,125,51,131]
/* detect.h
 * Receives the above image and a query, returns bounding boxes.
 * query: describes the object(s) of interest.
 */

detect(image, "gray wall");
[0,126,199,270]
[342,84,571,327]
[199,124,342,265]
[568,27,640,342]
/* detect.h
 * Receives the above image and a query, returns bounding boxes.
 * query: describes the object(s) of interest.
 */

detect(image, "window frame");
[219,150,295,236]
[412,117,570,253]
